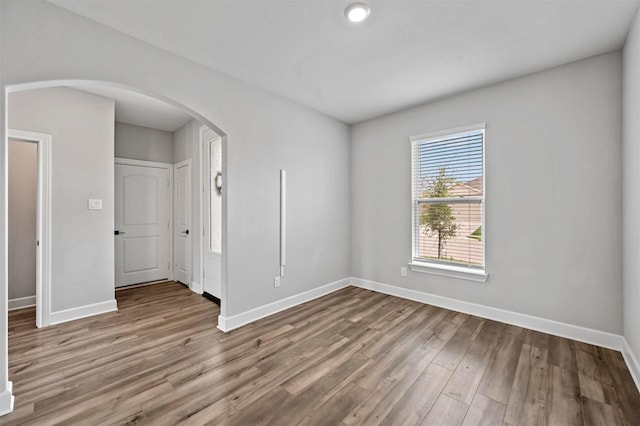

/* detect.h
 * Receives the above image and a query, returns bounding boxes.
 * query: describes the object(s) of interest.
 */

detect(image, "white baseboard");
[217,277,351,332]
[622,338,640,392]
[0,381,14,416]
[49,299,118,326]
[351,277,624,351]
[190,281,203,295]
[210,273,638,393]
[8,295,36,311]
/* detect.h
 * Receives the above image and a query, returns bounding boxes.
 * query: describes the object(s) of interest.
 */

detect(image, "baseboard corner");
[350,277,624,351]
[190,281,203,295]
[218,277,351,332]
[622,338,640,392]
[49,299,118,326]
[0,381,14,417]
[217,315,229,332]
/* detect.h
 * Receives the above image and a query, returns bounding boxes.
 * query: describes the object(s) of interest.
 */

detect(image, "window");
[411,124,485,277]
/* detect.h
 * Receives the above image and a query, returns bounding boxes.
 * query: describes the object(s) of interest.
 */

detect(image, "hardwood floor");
[3,282,640,425]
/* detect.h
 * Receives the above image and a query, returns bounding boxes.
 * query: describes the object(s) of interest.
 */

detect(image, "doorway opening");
[3,81,228,419]
[200,126,223,304]
[7,130,51,328]
[4,81,227,327]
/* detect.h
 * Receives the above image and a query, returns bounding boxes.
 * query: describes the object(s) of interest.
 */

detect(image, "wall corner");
[0,381,14,417]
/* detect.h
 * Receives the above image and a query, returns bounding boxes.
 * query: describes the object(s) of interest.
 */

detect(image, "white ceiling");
[51,0,639,124]
[72,84,193,132]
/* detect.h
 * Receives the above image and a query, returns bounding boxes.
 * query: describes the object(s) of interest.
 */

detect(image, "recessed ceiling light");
[345,3,370,23]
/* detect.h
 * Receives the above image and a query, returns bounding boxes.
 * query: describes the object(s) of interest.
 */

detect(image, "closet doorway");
[7,130,51,328]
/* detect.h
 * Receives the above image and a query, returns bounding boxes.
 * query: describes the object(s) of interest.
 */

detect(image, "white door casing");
[8,130,52,328]
[202,128,222,298]
[174,159,192,286]
[115,160,171,287]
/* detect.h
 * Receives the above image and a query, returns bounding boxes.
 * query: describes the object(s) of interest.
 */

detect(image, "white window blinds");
[411,125,485,269]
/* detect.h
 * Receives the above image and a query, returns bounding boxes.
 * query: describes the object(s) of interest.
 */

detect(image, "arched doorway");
[3,79,228,360]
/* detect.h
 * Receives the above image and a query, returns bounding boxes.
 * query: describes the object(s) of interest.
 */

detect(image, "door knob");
[181,230,190,235]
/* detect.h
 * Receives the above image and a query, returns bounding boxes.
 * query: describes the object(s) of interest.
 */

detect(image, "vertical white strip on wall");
[280,169,286,277]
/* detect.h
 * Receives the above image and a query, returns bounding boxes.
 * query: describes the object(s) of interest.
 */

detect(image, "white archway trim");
[8,129,52,328]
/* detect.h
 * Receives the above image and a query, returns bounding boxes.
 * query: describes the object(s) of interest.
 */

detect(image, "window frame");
[409,123,488,282]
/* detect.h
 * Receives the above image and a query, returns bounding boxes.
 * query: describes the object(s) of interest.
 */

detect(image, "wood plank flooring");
[2,282,640,425]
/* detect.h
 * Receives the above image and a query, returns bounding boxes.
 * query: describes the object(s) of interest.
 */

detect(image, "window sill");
[409,262,488,283]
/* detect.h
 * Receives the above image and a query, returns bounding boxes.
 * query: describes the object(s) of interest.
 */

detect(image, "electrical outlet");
[400,267,407,277]
[274,276,281,287]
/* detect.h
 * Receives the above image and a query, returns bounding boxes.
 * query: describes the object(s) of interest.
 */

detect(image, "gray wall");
[351,51,623,334]
[623,9,640,365]
[115,121,173,164]
[8,87,116,312]
[173,119,196,165]
[0,0,352,325]
[8,141,37,301]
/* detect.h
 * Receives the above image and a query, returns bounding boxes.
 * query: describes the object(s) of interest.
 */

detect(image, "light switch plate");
[88,199,103,210]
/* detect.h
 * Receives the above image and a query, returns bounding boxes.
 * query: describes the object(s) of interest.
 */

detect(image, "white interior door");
[174,160,192,285]
[115,162,170,287]
[203,131,222,298]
